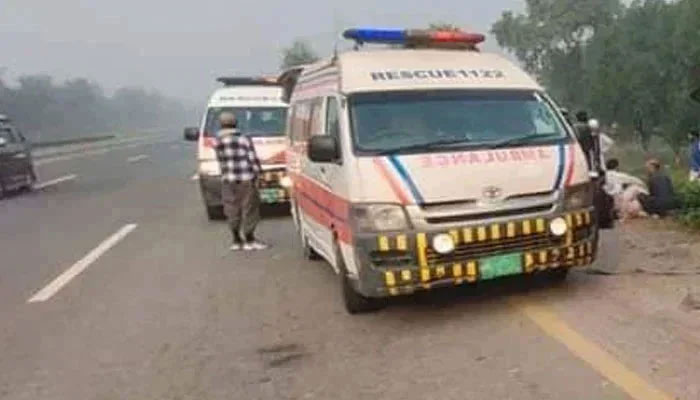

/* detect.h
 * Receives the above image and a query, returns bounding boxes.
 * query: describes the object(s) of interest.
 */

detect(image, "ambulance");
[185,77,291,220]
[281,28,599,313]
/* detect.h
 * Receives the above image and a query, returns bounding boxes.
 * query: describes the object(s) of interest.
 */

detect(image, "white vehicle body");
[284,45,598,311]
[194,83,289,218]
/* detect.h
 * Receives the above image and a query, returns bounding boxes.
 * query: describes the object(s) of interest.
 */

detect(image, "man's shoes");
[243,240,268,251]
[229,242,244,251]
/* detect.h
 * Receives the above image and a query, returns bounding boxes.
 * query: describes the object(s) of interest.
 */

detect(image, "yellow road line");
[512,298,674,400]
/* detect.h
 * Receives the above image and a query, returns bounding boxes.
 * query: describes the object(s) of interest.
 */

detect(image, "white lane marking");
[33,174,77,190]
[191,174,199,181]
[28,224,138,303]
[127,154,149,163]
[34,137,171,166]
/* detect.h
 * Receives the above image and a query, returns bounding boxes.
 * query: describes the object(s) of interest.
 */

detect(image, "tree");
[281,40,319,70]
[491,0,700,155]
[491,0,622,107]
[0,72,192,141]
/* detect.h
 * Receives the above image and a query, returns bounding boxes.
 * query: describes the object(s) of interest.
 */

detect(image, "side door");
[319,96,345,245]
[301,98,335,258]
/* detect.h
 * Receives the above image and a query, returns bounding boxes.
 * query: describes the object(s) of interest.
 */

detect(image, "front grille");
[370,250,413,267]
[426,232,561,264]
[425,204,553,224]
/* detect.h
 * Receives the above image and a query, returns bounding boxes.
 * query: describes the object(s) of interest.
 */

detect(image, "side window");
[291,101,310,142]
[325,97,340,139]
[309,98,324,137]
[287,106,298,143]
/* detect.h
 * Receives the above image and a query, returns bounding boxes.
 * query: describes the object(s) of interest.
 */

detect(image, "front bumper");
[352,209,597,298]
[258,169,289,204]
[258,170,290,204]
[199,170,291,206]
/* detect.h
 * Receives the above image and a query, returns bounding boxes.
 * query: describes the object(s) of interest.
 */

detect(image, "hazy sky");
[0,0,522,104]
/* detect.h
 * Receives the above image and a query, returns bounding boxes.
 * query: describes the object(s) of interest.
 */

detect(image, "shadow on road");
[382,270,597,313]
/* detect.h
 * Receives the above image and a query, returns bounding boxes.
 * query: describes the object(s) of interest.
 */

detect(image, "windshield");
[349,90,568,154]
[203,107,286,137]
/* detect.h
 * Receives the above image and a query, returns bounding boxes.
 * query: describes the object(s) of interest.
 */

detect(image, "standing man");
[214,112,267,251]
[688,129,700,181]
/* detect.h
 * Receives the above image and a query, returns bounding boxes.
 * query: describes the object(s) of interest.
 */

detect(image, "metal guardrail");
[32,135,115,149]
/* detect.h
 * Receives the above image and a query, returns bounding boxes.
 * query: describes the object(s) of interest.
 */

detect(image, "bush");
[676,179,700,228]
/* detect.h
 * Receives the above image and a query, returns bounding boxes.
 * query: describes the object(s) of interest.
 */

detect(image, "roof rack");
[216,77,280,87]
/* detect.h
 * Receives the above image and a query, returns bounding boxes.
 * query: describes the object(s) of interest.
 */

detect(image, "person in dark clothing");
[573,111,595,170]
[637,159,679,217]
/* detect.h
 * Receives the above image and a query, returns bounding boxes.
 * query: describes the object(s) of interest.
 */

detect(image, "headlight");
[351,204,410,232]
[432,234,456,254]
[279,176,292,188]
[563,182,594,210]
[549,217,568,236]
[199,160,221,176]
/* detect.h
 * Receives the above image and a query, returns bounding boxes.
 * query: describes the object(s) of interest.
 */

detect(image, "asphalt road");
[0,133,697,399]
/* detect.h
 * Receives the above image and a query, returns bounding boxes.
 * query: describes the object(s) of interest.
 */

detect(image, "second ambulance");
[282,28,598,313]
[186,77,290,220]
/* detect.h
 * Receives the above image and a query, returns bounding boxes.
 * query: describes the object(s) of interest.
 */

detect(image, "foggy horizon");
[0,0,522,104]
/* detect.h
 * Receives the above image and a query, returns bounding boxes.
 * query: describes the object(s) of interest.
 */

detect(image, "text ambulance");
[185,77,290,220]
[281,29,598,313]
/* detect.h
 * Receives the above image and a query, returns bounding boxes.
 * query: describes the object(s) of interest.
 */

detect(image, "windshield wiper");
[375,138,473,155]
[488,133,562,149]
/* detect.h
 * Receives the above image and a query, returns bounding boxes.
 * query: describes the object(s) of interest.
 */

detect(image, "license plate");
[479,253,523,280]
[259,188,286,203]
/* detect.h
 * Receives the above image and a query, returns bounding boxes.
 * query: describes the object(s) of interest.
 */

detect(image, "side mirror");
[0,137,7,147]
[184,127,199,141]
[308,135,339,163]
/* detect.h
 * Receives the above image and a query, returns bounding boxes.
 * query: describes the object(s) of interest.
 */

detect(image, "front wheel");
[336,244,385,314]
[22,170,35,191]
[341,274,386,314]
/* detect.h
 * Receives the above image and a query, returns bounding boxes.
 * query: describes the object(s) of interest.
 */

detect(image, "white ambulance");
[185,77,290,220]
[281,28,599,313]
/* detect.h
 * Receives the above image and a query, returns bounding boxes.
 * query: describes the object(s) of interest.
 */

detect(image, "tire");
[205,205,226,221]
[22,170,35,192]
[337,245,386,314]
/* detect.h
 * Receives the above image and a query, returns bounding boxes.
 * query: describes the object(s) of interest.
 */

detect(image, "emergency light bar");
[342,28,485,47]
[216,77,280,87]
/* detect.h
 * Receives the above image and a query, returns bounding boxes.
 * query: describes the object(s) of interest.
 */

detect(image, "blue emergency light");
[342,28,485,47]
[342,28,407,44]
